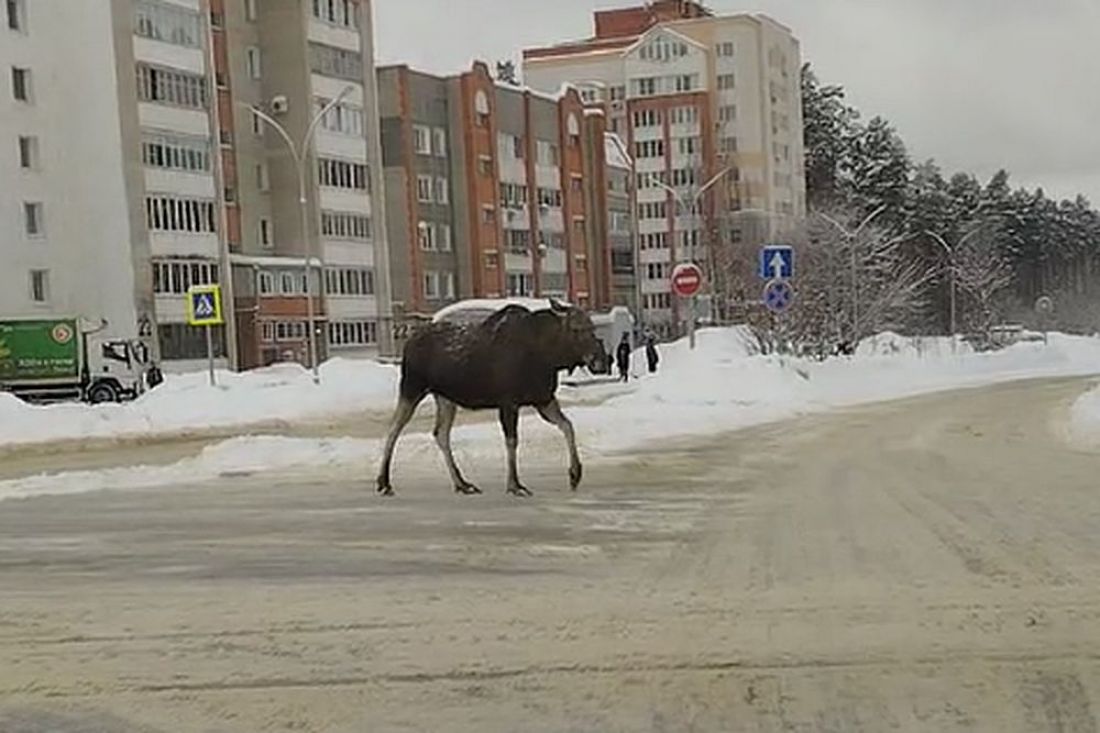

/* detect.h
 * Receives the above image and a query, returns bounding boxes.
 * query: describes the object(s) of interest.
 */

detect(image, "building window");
[256,163,270,191]
[439,223,452,251]
[482,206,496,224]
[311,0,358,29]
[259,218,273,248]
[245,0,258,21]
[537,187,562,209]
[416,174,433,203]
[17,135,37,169]
[672,74,698,92]
[632,109,661,128]
[679,137,700,155]
[412,125,432,155]
[423,271,440,300]
[317,157,369,190]
[11,66,30,102]
[136,64,208,109]
[321,210,372,240]
[536,140,559,167]
[499,182,528,209]
[716,41,735,57]
[418,221,435,250]
[434,177,449,205]
[246,46,262,79]
[499,132,524,160]
[328,321,378,348]
[721,135,738,153]
[134,0,201,48]
[634,140,665,159]
[506,228,530,254]
[273,321,307,341]
[141,130,211,173]
[571,175,583,192]
[23,201,42,236]
[474,90,490,127]
[6,0,25,31]
[717,73,736,90]
[478,155,493,176]
[29,269,48,303]
[144,195,217,233]
[433,127,448,157]
[670,106,698,125]
[324,267,374,296]
[315,97,364,137]
[152,259,219,295]
[718,104,737,123]
[308,41,363,82]
[631,77,658,97]
[252,110,264,136]
[506,273,534,297]
[258,271,275,295]
[611,250,634,275]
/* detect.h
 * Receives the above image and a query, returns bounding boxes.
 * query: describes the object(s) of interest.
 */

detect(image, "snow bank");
[1068,383,1100,446]
[0,358,398,448]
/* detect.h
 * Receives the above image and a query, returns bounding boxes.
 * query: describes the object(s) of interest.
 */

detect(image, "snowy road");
[3,378,1100,731]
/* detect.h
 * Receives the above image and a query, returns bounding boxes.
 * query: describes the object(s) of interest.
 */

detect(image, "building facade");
[522,0,806,336]
[377,62,623,333]
[2,0,392,371]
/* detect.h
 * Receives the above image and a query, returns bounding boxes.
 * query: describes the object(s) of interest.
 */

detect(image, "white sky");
[374,0,1100,206]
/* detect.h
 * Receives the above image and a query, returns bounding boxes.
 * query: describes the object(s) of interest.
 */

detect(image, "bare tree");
[953,228,1014,345]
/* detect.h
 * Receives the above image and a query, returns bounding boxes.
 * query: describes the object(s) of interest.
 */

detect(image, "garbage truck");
[0,317,162,404]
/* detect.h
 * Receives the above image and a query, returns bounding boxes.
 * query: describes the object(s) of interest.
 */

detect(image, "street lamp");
[816,204,888,345]
[925,223,994,353]
[244,86,354,384]
[648,167,731,349]
[604,134,645,333]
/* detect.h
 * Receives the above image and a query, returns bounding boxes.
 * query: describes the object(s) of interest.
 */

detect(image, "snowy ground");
[1069,382,1100,446]
[3,327,1100,501]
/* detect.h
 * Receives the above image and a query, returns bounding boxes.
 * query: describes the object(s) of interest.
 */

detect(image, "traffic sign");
[763,279,794,313]
[187,285,223,327]
[759,245,794,280]
[671,263,704,298]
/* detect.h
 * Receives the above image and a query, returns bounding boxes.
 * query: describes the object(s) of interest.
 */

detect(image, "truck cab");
[87,338,162,403]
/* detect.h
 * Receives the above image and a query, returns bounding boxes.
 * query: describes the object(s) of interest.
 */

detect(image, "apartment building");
[523,0,806,336]
[1,0,391,371]
[377,62,620,331]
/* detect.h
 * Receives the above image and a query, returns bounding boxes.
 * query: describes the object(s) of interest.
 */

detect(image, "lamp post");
[604,133,643,333]
[649,167,730,349]
[244,86,354,384]
[816,204,888,345]
[925,224,991,353]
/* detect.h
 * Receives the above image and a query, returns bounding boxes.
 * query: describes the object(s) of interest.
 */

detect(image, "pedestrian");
[615,332,631,382]
[645,332,659,374]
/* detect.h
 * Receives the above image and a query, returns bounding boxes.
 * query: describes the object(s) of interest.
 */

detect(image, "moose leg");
[498,406,531,497]
[433,396,480,495]
[376,393,424,496]
[537,399,583,491]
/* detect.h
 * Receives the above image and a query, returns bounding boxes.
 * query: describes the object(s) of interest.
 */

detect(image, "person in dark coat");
[645,332,659,374]
[615,333,632,382]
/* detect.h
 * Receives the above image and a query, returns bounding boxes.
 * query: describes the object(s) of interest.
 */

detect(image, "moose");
[376,299,606,498]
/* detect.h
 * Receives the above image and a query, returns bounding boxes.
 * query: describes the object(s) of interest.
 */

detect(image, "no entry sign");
[671,263,704,298]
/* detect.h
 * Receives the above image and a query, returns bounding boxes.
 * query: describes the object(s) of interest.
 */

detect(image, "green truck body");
[0,319,82,383]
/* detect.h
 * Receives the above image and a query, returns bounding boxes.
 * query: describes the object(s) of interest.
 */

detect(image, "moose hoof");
[569,463,583,491]
[376,480,396,497]
[455,482,482,496]
[507,484,534,498]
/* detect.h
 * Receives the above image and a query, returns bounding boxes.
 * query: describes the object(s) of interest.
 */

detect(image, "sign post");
[671,263,704,350]
[759,246,796,354]
[187,284,224,386]
[1035,296,1054,346]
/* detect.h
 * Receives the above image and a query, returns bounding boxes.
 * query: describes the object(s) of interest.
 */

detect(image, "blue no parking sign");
[763,279,795,313]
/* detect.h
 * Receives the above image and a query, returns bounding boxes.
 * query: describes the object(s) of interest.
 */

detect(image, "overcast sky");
[374,0,1100,206]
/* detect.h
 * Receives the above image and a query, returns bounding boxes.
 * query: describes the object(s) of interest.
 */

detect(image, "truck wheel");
[87,383,119,404]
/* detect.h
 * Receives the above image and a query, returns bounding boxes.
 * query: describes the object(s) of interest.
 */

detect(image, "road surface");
[2,378,1100,732]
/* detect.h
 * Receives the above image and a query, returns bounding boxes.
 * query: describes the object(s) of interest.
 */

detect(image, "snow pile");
[0,358,398,448]
[1068,383,1100,446]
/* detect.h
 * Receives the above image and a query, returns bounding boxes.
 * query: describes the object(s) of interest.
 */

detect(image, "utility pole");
[816,204,888,345]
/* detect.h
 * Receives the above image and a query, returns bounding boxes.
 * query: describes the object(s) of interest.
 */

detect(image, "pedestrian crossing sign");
[187,285,224,327]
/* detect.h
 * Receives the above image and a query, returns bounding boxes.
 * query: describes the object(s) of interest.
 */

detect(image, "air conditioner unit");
[270,95,289,114]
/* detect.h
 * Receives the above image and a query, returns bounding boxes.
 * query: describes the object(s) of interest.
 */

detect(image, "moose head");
[547,298,606,373]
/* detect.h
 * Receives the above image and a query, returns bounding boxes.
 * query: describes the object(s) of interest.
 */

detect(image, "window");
[634,140,665,159]
[311,0,359,28]
[536,140,559,167]
[721,135,738,153]
[134,1,201,48]
[439,224,453,252]
[317,157,368,190]
[151,259,219,295]
[505,229,530,254]
[159,324,226,359]
[256,163,270,191]
[413,125,432,155]
[11,66,29,102]
[321,210,372,240]
[417,174,433,203]
[500,182,528,208]
[144,195,217,233]
[280,272,301,295]
[7,0,24,31]
[443,271,456,299]
[499,132,524,160]
[717,41,735,57]
[17,135,37,169]
[718,104,737,123]
[259,218,273,248]
[474,90,490,127]
[272,321,307,342]
[672,74,698,92]
[433,127,448,157]
[670,106,698,125]
[482,206,496,224]
[611,250,634,274]
[258,271,275,295]
[506,273,534,297]
[252,110,263,136]
[717,73,736,90]
[309,42,363,82]
[640,232,669,250]
[638,201,667,220]
[328,321,378,348]
[631,77,658,97]
[246,47,262,79]
[537,187,563,208]
[23,202,42,236]
[136,64,207,109]
[141,130,211,173]
[678,137,700,156]
[435,177,449,205]
[423,271,441,299]
[418,221,436,250]
[245,0,258,21]
[29,270,48,303]
[315,97,364,137]
[571,174,583,192]
[542,231,565,250]
[478,154,493,176]
[633,109,661,128]
[324,267,374,296]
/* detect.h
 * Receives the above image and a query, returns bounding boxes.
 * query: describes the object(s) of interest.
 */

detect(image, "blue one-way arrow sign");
[759,245,794,280]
